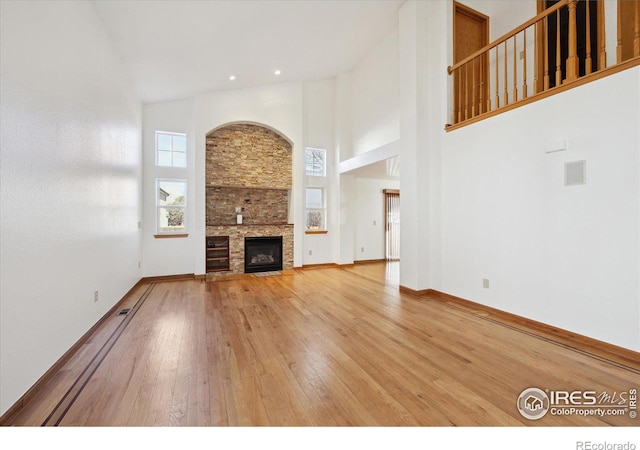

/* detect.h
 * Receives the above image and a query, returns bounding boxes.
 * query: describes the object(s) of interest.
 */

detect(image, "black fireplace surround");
[244,236,283,273]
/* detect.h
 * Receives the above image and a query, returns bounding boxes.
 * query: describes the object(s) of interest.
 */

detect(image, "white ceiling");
[93,0,405,104]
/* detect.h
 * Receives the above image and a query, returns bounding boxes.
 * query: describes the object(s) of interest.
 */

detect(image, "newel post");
[565,0,580,82]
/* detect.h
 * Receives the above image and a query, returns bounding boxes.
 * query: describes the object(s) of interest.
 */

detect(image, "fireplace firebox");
[244,236,283,273]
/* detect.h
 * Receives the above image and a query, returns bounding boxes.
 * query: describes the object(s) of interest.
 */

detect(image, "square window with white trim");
[156,131,187,168]
[157,179,186,234]
[305,148,326,177]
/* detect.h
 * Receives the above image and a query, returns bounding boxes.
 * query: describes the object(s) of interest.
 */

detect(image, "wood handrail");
[446,56,640,132]
[448,0,639,129]
[448,0,568,74]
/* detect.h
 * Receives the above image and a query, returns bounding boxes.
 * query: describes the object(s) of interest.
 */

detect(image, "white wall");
[0,1,142,415]
[397,0,639,351]
[303,79,338,265]
[350,23,400,158]
[398,0,444,292]
[488,1,535,39]
[441,0,640,351]
[455,0,535,38]
[354,178,400,261]
[333,15,400,265]
[304,79,336,155]
[142,98,196,277]
[441,67,640,351]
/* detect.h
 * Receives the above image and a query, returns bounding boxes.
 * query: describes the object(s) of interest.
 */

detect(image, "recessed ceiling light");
[229,75,236,81]
[274,70,281,76]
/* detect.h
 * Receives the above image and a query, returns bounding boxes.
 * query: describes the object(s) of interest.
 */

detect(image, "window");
[305,148,326,177]
[304,148,328,233]
[156,131,186,167]
[156,179,186,235]
[305,187,326,231]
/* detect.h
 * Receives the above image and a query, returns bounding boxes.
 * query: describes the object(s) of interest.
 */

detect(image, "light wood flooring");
[5,263,639,426]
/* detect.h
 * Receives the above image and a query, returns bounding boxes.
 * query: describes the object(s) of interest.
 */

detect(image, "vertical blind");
[384,189,400,261]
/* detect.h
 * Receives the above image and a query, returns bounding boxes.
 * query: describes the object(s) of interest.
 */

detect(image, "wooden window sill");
[305,230,328,235]
[154,234,189,239]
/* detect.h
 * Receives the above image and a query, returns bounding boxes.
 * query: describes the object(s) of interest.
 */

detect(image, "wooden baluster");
[483,54,488,114]
[460,64,464,121]
[565,0,579,82]
[453,67,456,124]
[556,10,562,86]
[465,62,469,120]
[472,57,476,117]
[598,1,606,70]
[586,0,592,75]
[452,68,456,124]
[617,0,623,63]
[478,56,484,115]
[544,16,550,90]
[523,29,528,99]
[504,41,509,105]
[458,67,462,123]
[482,49,491,112]
[513,35,518,101]
[635,0,640,57]
[480,56,484,114]
[533,24,537,94]
[449,68,458,124]
[460,66,464,122]
[495,46,500,109]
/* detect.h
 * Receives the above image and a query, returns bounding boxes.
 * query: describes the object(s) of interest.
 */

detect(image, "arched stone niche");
[205,123,294,276]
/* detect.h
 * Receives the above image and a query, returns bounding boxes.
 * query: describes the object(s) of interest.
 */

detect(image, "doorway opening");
[453,1,490,121]
[384,189,400,261]
[542,0,602,88]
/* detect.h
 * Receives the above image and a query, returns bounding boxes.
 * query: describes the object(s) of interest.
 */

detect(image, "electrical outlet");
[483,279,490,289]
[308,250,312,256]
[361,247,365,253]
[94,290,99,302]
[137,221,142,229]
[138,261,141,269]
[373,220,376,226]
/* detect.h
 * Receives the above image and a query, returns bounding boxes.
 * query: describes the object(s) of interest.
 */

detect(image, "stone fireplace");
[205,123,293,277]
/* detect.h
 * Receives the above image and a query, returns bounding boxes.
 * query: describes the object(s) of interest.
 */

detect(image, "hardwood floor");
[5,263,639,426]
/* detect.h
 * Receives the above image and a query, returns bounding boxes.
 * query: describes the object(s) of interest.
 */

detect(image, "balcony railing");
[446,0,640,130]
